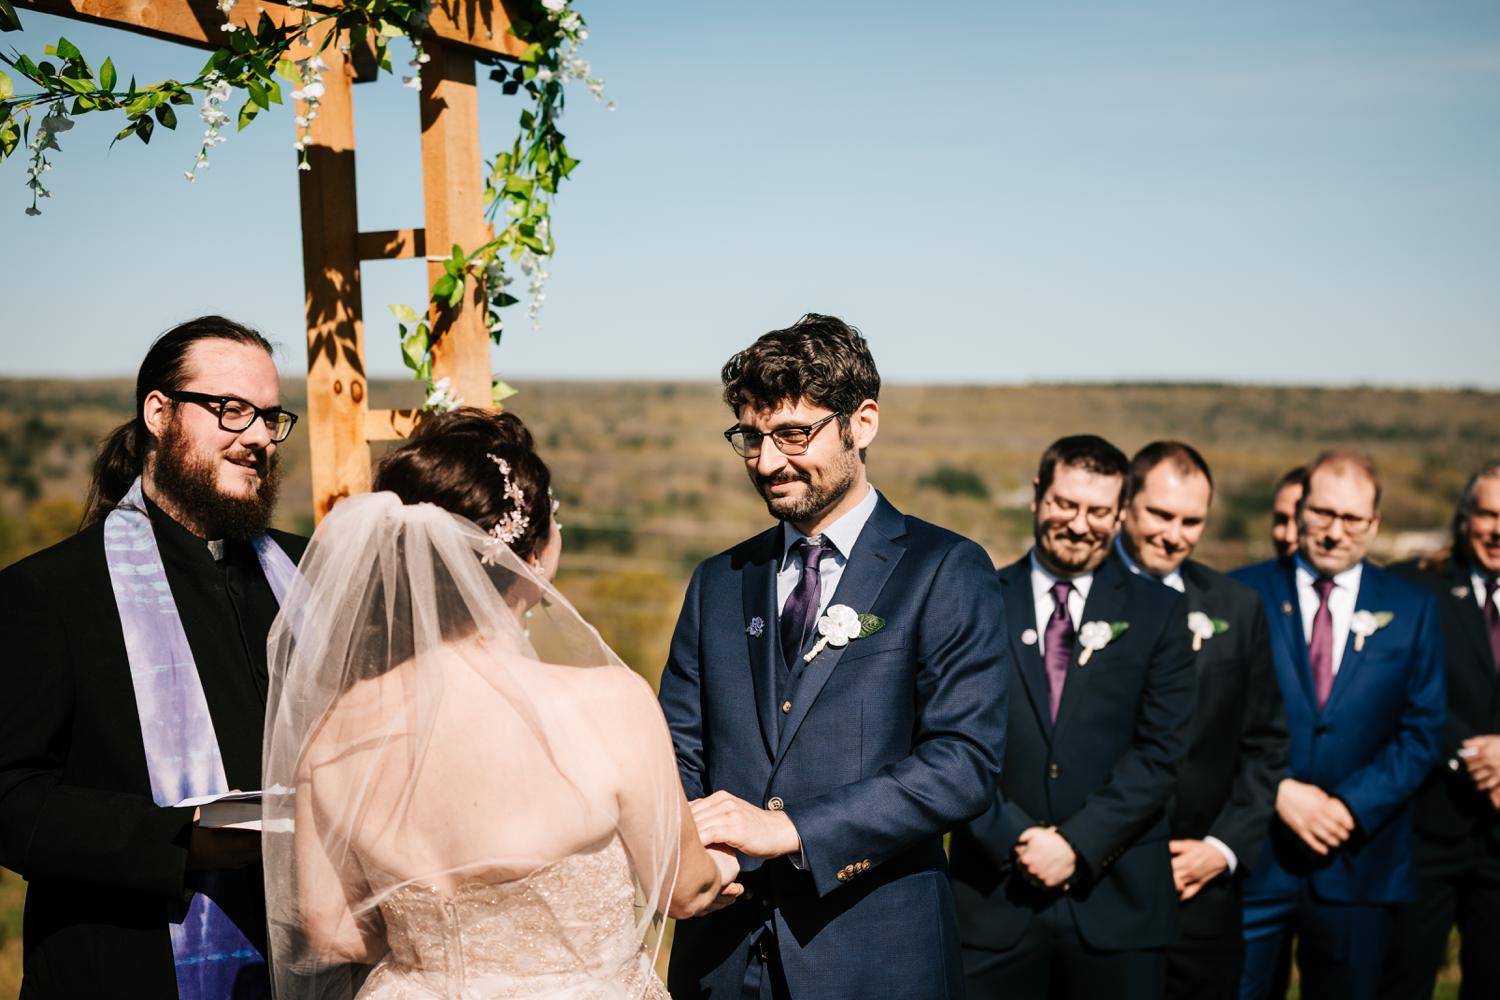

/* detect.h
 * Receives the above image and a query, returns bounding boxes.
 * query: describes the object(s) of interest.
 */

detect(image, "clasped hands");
[1276,778,1355,855]
[1458,735,1500,811]
[1014,826,1075,891]
[690,790,803,913]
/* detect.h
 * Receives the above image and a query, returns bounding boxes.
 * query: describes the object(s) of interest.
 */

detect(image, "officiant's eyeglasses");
[724,413,842,458]
[162,389,300,443]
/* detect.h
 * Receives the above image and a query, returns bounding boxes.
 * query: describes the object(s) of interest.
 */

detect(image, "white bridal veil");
[262,492,680,999]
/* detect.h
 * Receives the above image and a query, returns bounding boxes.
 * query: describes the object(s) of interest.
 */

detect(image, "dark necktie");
[1485,575,1500,674]
[1308,576,1336,709]
[1044,581,1075,722]
[780,538,833,671]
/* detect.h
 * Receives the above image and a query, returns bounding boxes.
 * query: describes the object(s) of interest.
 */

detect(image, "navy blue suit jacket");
[659,495,1009,1000]
[1229,559,1445,904]
[950,554,1197,952]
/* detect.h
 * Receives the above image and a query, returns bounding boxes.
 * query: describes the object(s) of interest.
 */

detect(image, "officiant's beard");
[756,443,859,525]
[152,418,281,539]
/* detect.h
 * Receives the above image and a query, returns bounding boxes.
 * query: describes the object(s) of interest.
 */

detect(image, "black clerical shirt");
[144,497,286,793]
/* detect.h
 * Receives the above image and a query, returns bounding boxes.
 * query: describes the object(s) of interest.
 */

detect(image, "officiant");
[0,317,307,1000]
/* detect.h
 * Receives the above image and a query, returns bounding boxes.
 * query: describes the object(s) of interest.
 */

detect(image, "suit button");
[767,796,785,811]
[1047,764,1060,780]
[781,700,792,714]
[836,870,849,882]
[860,859,871,872]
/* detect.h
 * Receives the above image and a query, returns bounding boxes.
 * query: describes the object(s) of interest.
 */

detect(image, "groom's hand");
[690,791,801,859]
[1015,826,1075,890]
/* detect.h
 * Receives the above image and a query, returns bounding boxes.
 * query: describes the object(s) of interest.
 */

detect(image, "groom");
[660,313,1010,1000]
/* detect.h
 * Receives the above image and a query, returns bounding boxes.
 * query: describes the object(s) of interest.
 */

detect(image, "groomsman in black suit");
[1380,462,1500,999]
[952,435,1196,1000]
[1269,466,1307,562]
[1113,442,1288,1000]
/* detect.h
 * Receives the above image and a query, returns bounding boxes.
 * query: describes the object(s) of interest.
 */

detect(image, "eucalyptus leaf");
[153,103,176,128]
[431,274,457,301]
[135,113,153,143]
[0,0,21,33]
[237,99,258,130]
[0,69,11,100]
[99,57,115,91]
[276,58,299,83]
[388,302,420,324]
[54,37,81,61]
[491,380,518,405]
[246,80,269,110]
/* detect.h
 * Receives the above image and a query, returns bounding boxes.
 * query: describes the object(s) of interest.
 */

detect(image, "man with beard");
[1231,450,1444,1000]
[1111,442,1287,1000]
[659,313,1009,1000]
[950,435,1195,1000]
[1379,462,1500,999]
[0,317,305,999]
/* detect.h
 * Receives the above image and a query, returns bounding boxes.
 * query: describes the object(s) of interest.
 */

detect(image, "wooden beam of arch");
[20,0,530,61]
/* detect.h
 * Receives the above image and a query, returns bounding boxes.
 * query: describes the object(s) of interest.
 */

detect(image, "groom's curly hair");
[721,313,881,441]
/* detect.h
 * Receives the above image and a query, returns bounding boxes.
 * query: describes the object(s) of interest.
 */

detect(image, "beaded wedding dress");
[262,493,678,1000]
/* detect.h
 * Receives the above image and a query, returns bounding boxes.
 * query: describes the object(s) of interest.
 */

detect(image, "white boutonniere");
[804,604,886,663]
[1187,611,1231,652]
[746,616,765,638]
[1078,620,1129,665]
[1350,610,1395,652]
[1452,584,1471,601]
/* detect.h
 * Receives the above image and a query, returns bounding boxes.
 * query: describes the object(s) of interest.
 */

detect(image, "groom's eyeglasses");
[162,389,300,443]
[724,413,842,458]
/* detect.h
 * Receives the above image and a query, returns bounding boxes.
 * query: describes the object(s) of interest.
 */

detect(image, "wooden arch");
[26,0,519,520]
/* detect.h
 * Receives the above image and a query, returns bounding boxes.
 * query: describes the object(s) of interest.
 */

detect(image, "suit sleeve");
[1206,597,1288,873]
[0,563,195,899]
[1332,592,1446,835]
[1057,592,1195,877]
[658,562,708,801]
[784,539,1008,897]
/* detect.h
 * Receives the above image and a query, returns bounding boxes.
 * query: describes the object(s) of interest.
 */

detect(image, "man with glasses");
[1380,462,1500,999]
[950,435,1196,1000]
[0,317,305,999]
[659,313,1009,1000]
[1230,450,1444,1000]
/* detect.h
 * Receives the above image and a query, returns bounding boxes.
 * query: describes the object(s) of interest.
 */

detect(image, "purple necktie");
[781,538,833,671]
[1485,575,1500,674]
[1308,576,1336,709]
[1044,581,1075,721]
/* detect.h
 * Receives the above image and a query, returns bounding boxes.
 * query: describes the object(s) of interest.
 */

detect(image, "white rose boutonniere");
[1078,620,1129,665]
[1350,610,1395,652]
[1186,611,1231,652]
[804,604,886,663]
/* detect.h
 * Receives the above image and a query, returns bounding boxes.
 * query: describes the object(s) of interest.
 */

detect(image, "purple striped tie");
[780,538,832,670]
[1485,575,1500,674]
[1044,581,1075,721]
[1308,577,1336,709]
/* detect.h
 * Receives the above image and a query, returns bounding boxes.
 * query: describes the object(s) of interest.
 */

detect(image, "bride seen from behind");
[262,408,738,999]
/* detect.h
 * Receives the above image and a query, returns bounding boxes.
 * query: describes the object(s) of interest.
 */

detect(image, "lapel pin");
[1281,601,1294,615]
[1021,628,1038,646]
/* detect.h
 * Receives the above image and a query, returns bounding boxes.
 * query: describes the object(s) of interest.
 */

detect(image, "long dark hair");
[81,316,274,528]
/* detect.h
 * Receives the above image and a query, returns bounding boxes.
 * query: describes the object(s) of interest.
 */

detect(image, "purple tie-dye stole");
[105,478,297,1000]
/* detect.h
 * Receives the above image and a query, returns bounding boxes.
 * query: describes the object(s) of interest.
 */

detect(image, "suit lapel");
[1446,561,1497,678]
[1323,563,1378,716]
[773,499,907,764]
[741,528,783,759]
[999,559,1053,738]
[1053,558,1128,739]
[1268,560,1316,711]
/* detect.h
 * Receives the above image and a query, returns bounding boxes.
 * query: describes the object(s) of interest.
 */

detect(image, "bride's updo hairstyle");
[372,407,553,562]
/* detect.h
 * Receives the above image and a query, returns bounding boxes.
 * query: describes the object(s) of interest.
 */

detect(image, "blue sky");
[2,1,1498,385]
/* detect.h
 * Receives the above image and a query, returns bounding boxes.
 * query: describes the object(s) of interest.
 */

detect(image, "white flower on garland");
[422,376,463,412]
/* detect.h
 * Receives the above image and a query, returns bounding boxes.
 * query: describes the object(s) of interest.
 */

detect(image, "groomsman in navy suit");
[1231,450,1445,1000]
[1112,442,1288,1000]
[1380,462,1500,998]
[951,435,1196,1000]
[1269,466,1307,563]
[659,314,1009,1000]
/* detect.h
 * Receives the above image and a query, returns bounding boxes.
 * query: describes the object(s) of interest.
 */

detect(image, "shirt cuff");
[1203,835,1237,876]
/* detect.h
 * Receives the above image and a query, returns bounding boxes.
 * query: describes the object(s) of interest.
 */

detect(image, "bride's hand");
[702,845,744,914]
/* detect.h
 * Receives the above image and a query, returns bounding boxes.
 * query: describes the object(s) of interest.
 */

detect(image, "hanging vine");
[0,0,608,405]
